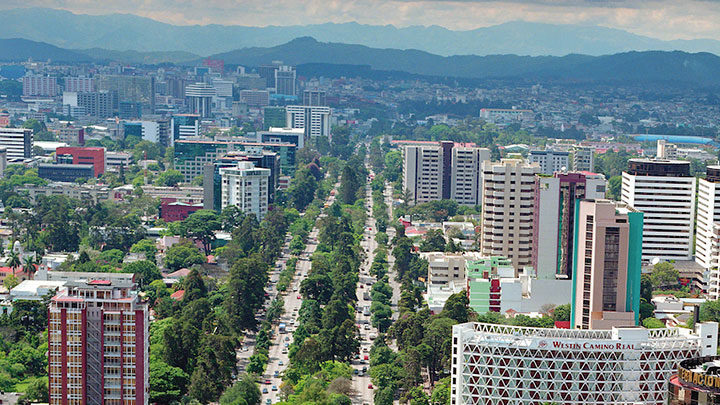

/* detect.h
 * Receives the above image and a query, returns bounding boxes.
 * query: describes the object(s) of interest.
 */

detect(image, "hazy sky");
[5,0,720,40]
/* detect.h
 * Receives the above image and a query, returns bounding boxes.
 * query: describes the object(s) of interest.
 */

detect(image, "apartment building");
[48,279,149,404]
[450,145,491,206]
[572,146,594,172]
[697,166,720,300]
[529,150,570,175]
[220,161,271,220]
[621,159,695,261]
[480,158,540,271]
[0,127,33,161]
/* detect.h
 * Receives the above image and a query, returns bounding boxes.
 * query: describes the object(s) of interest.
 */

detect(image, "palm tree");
[22,256,37,280]
[5,251,21,278]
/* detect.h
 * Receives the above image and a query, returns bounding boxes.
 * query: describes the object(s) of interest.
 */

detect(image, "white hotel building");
[697,166,720,300]
[621,159,696,261]
[220,161,270,220]
[451,322,718,405]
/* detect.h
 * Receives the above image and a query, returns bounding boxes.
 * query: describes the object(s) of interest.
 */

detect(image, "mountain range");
[3,37,720,87]
[4,7,720,57]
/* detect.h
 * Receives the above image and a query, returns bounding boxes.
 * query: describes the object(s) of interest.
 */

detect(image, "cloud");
[2,0,720,40]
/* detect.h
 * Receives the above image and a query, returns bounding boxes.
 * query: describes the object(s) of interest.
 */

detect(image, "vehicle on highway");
[353,369,359,375]
[359,371,364,376]
[272,386,277,391]
[262,388,268,394]
[279,323,286,333]
[279,360,284,366]
[274,371,279,377]
[265,379,271,385]
[368,384,374,389]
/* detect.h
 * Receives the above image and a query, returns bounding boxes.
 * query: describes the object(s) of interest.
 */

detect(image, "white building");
[451,322,718,405]
[258,127,304,150]
[286,105,331,141]
[0,128,33,161]
[274,65,296,96]
[451,145,490,206]
[23,75,58,97]
[220,161,270,220]
[105,151,132,171]
[480,159,540,270]
[657,139,678,159]
[621,159,696,261]
[64,76,94,93]
[185,82,215,118]
[572,146,594,172]
[479,107,533,123]
[697,166,720,299]
[529,150,570,175]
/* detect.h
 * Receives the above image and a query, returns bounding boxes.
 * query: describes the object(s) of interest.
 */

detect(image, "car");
[272,385,278,391]
[368,384,374,389]
[358,371,364,377]
[282,348,288,354]
[359,284,364,289]
[266,400,272,405]
[362,366,367,372]
[364,355,369,361]
[262,388,268,394]
[274,371,279,378]
[363,347,369,352]
[364,325,370,330]
[265,379,271,385]
[279,360,284,366]
[297,295,302,299]
[285,336,290,341]
[353,369,359,375]
[284,343,289,348]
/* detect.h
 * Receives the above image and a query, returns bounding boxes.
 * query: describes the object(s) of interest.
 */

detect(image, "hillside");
[0,38,92,62]
[3,8,720,57]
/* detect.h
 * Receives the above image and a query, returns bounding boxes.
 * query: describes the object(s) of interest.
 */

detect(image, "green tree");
[220,374,261,405]
[289,167,318,211]
[642,317,666,329]
[182,210,221,254]
[149,359,189,404]
[430,377,451,405]
[440,291,470,323]
[552,304,571,322]
[123,260,162,289]
[3,273,19,289]
[420,229,446,252]
[649,262,679,289]
[164,242,206,271]
[20,377,49,403]
[607,175,622,200]
[155,170,184,187]
[5,250,21,277]
[130,239,158,263]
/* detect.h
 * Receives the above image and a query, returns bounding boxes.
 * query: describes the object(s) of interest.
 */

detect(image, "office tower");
[22,75,58,96]
[65,76,94,93]
[657,139,678,159]
[0,147,6,178]
[697,166,720,299]
[572,146,594,172]
[259,127,304,150]
[303,90,327,106]
[533,172,607,279]
[450,145,491,206]
[171,114,200,146]
[571,199,643,330]
[621,159,695,261]
[275,65,296,96]
[57,126,85,145]
[212,79,233,109]
[285,105,331,142]
[239,90,270,107]
[96,75,155,114]
[175,139,296,183]
[0,128,33,160]
[48,279,149,404]
[185,83,215,118]
[258,61,282,89]
[529,150,570,175]
[55,146,106,177]
[480,158,540,271]
[263,107,286,129]
[220,161,270,219]
[77,91,115,118]
[402,141,489,206]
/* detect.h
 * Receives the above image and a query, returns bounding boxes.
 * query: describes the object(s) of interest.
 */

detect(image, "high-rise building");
[480,159,540,271]
[621,159,695,261]
[56,146,106,177]
[573,146,594,172]
[274,65,296,96]
[303,90,327,106]
[185,82,215,118]
[402,141,490,206]
[65,76,94,93]
[171,114,200,146]
[0,147,7,178]
[533,172,607,279]
[263,107,286,129]
[126,120,170,146]
[22,75,58,97]
[220,161,271,219]
[258,61,283,89]
[0,128,33,161]
[529,150,570,175]
[285,105,331,141]
[696,166,720,299]
[571,199,643,330]
[57,126,85,145]
[96,75,155,114]
[77,91,115,118]
[48,279,149,404]
[239,90,270,107]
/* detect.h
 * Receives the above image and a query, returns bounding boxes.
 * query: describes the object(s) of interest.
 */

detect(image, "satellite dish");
[651,257,660,265]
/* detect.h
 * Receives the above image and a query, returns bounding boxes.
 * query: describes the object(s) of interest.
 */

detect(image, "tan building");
[480,158,540,271]
[572,200,643,330]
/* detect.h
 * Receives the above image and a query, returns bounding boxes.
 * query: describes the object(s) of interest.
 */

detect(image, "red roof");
[88,280,112,285]
[170,290,185,300]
